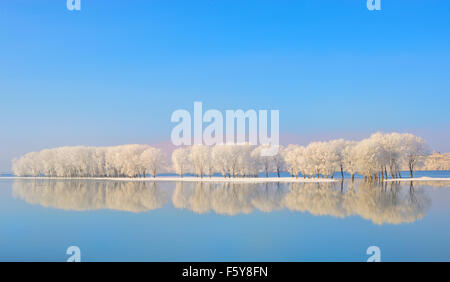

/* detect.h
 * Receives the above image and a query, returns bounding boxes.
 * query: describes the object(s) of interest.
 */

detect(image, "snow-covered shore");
[0,176,338,183]
[384,177,450,182]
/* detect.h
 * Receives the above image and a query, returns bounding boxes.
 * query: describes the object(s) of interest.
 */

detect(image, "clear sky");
[1,0,450,172]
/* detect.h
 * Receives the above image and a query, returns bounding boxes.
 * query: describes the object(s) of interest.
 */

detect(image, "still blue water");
[1,171,450,262]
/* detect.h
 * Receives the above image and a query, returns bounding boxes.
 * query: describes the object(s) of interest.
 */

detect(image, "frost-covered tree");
[190,145,211,177]
[400,133,429,178]
[211,145,230,177]
[379,133,403,179]
[141,147,166,177]
[171,147,191,177]
[272,146,285,177]
[120,144,150,177]
[329,139,348,179]
[354,137,383,181]
[236,144,256,177]
[342,141,358,181]
[283,145,300,177]
[252,145,273,177]
[305,141,339,178]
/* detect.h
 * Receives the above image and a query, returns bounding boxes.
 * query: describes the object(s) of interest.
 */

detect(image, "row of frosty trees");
[12,132,428,180]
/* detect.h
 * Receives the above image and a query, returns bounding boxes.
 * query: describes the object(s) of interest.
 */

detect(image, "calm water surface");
[1,173,450,261]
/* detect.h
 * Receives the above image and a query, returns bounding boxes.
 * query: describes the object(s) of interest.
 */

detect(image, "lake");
[1,172,450,262]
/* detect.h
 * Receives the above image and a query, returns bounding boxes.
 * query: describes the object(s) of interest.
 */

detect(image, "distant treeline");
[12,132,429,181]
[420,153,450,171]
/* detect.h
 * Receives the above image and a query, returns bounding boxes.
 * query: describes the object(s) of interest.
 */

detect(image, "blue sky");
[1,0,450,172]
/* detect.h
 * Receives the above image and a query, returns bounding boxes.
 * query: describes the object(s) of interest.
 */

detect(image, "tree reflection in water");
[13,180,170,213]
[13,180,431,225]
